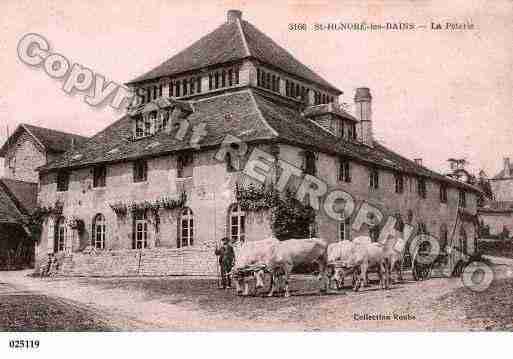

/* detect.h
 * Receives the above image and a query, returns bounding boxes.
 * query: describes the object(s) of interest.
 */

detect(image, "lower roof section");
[37,88,480,194]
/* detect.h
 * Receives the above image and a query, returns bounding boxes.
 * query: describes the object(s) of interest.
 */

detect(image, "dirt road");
[1,267,511,331]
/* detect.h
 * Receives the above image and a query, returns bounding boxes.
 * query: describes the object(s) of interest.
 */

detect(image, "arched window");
[55,217,66,252]
[179,208,194,247]
[92,214,106,249]
[229,204,245,243]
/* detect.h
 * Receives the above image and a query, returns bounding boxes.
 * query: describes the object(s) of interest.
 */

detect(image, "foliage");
[236,184,316,240]
[109,192,187,218]
[109,202,128,217]
[235,183,279,212]
[24,200,64,242]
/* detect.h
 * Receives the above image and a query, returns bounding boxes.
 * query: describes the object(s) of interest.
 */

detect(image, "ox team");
[214,224,406,297]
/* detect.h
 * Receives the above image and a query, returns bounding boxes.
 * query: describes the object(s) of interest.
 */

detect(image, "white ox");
[232,237,279,296]
[327,236,372,290]
[255,238,329,298]
[387,235,407,283]
[342,236,393,291]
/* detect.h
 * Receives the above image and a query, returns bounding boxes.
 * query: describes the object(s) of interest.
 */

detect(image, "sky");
[0,0,511,177]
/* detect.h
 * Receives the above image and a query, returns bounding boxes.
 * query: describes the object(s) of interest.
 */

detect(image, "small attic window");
[133,109,170,140]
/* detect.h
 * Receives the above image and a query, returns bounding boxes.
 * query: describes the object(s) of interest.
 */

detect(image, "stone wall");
[35,145,273,271]
[58,247,218,276]
[3,131,45,183]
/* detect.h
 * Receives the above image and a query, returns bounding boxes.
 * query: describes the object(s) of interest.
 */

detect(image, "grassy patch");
[0,295,115,331]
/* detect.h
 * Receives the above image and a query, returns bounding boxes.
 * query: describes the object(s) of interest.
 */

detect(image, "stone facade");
[3,131,46,183]
[36,141,478,275]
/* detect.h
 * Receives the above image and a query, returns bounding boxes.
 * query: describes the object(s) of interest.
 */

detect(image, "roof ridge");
[249,90,280,138]
[240,20,341,93]
[22,123,89,139]
[236,18,251,57]
[20,123,46,150]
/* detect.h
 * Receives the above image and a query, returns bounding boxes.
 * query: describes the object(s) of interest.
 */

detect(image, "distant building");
[478,157,513,239]
[0,124,88,183]
[446,158,475,185]
[0,124,87,268]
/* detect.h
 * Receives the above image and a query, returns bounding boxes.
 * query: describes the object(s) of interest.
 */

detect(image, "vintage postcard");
[0,0,512,350]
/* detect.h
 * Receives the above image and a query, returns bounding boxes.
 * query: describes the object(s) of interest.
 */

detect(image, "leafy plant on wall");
[26,200,65,242]
[236,184,315,240]
[109,192,187,219]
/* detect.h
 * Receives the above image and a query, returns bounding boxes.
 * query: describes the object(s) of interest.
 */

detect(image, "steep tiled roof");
[37,88,480,194]
[128,18,340,93]
[0,124,89,156]
[38,90,276,172]
[0,180,26,224]
[0,178,38,215]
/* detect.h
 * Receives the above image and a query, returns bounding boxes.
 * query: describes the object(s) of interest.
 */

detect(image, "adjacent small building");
[0,124,88,268]
[478,157,513,238]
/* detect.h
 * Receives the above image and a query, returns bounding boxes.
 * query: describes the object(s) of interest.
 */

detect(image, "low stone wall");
[58,247,218,277]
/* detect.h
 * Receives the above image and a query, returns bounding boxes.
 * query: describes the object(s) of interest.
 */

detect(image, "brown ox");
[255,238,329,297]
[232,237,279,296]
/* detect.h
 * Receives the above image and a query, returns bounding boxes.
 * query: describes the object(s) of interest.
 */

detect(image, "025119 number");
[9,339,40,349]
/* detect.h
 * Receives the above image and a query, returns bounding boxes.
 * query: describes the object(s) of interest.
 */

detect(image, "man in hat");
[215,237,235,289]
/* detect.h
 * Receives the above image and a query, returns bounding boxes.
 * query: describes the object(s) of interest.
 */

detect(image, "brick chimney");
[504,157,511,176]
[227,9,242,23]
[414,158,423,166]
[354,87,373,147]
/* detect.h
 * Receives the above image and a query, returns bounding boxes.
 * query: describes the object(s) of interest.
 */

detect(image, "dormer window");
[134,109,171,139]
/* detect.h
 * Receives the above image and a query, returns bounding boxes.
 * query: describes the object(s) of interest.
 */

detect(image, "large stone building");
[0,124,87,268]
[34,10,481,276]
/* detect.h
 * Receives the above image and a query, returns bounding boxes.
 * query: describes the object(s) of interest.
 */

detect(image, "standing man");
[215,237,235,289]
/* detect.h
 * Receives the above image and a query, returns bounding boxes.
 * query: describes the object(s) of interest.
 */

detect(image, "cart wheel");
[413,261,432,281]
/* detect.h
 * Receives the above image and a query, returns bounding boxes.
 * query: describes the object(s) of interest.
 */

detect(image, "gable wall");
[3,131,45,183]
